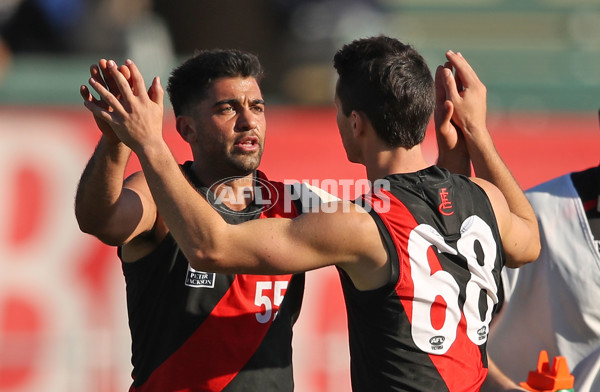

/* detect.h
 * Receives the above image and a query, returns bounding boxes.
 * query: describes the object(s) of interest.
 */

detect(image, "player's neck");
[364,144,429,182]
[190,161,256,211]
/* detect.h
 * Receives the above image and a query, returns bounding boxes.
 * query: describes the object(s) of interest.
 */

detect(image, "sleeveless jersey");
[121,165,317,392]
[338,166,505,392]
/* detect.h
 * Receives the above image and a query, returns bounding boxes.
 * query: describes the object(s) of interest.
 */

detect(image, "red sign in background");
[1,106,598,391]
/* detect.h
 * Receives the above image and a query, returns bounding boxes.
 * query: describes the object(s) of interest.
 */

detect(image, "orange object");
[520,350,575,392]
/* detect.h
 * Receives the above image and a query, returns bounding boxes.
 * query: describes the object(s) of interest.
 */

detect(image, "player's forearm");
[468,131,531,217]
[135,140,229,268]
[75,136,132,236]
[466,127,540,260]
[481,356,527,392]
[437,149,471,176]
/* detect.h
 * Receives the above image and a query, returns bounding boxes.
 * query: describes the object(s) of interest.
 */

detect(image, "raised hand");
[83,59,164,154]
[80,59,132,144]
[434,60,471,175]
[438,51,488,143]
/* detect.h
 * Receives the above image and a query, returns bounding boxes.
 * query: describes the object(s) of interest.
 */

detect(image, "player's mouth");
[234,136,260,152]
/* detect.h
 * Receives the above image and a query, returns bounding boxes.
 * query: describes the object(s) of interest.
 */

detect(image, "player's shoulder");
[468,177,509,220]
[468,176,498,197]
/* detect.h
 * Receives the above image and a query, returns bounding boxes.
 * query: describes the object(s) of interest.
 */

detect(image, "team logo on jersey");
[429,335,445,350]
[185,264,216,288]
[438,188,454,216]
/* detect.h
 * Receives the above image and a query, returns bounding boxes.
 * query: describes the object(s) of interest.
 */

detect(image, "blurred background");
[2,0,600,108]
[1,1,599,391]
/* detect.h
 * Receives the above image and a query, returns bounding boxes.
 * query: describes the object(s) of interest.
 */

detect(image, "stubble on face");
[224,139,264,173]
[190,77,266,179]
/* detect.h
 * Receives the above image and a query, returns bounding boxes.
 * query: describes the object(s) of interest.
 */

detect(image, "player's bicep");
[501,212,540,268]
[474,178,538,268]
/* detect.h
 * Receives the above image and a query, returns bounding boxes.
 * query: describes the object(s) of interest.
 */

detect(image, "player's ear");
[351,110,366,138]
[176,115,197,143]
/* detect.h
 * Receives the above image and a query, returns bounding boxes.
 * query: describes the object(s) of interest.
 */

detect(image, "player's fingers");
[439,60,461,102]
[450,60,465,93]
[80,84,110,110]
[88,72,124,114]
[102,63,133,94]
[118,64,132,85]
[80,85,91,101]
[89,63,109,91]
[434,100,459,155]
[99,60,126,96]
[434,65,448,104]
[442,53,465,92]
[124,59,148,98]
[456,52,475,72]
[434,99,454,129]
[456,52,481,86]
[148,76,164,105]
[104,59,137,103]
[440,60,464,92]
[446,51,480,89]
[442,100,454,126]
[83,101,115,127]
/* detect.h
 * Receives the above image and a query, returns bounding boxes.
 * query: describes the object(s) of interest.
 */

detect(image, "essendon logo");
[438,187,454,216]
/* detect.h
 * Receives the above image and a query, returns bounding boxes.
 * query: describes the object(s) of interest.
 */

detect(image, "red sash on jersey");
[373,189,487,391]
[132,176,299,392]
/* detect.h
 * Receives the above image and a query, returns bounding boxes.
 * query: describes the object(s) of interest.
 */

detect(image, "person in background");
[0,0,85,82]
[84,35,540,391]
[0,0,172,85]
[75,49,322,391]
[484,110,600,392]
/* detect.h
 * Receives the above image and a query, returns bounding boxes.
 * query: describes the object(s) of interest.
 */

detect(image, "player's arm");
[481,356,528,392]
[138,148,389,288]
[470,177,538,268]
[75,60,157,246]
[437,50,540,268]
[85,59,389,288]
[194,203,388,286]
[108,125,386,285]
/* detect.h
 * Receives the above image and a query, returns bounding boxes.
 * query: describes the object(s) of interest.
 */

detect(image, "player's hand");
[439,51,489,144]
[80,59,132,144]
[434,61,470,175]
[83,59,164,153]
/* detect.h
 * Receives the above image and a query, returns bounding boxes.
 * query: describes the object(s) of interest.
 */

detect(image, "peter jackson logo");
[185,264,216,288]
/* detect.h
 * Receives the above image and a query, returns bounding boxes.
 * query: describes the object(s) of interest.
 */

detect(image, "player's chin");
[233,154,262,172]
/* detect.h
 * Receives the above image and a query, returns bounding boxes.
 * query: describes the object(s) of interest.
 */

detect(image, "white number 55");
[255,281,288,324]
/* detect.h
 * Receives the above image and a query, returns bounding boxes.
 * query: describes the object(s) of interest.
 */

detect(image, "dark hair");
[167,49,264,117]
[333,36,434,148]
